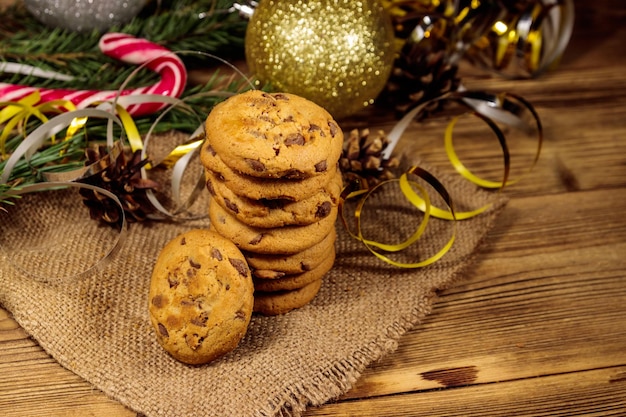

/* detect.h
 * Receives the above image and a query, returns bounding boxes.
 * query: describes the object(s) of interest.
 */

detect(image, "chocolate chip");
[328,121,338,137]
[283,115,295,122]
[249,130,267,139]
[245,158,266,172]
[180,237,186,245]
[284,133,305,146]
[235,310,246,320]
[273,93,289,101]
[185,333,204,350]
[315,160,328,172]
[249,234,264,245]
[167,275,179,289]
[206,178,216,196]
[256,95,277,107]
[151,294,165,308]
[211,248,223,261]
[315,201,331,218]
[229,258,249,277]
[309,124,325,137]
[191,312,209,327]
[216,172,225,181]
[206,145,217,156]
[189,259,201,269]
[225,283,231,291]
[283,169,306,179]
[261,198,286,209]
[300,262,312,271]
[157,323,169,337]
[223,198,239,214]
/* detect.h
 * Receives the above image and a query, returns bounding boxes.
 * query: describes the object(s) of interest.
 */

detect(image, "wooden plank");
[2,188,624,415]
[337,188,626,399]
[305,366,626,416]
[343,258,626,398]
[377,58,626,199]
[1,2,625,416]
[0,312,136,416]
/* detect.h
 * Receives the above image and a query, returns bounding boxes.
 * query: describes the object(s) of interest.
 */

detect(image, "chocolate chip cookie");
[253,279,323,316]
[201,142,340,201]
[148,229,254,365]
[205,90,343,179]
[252,249,335,292]
[243,228,336,275]
[208,200,338,255]
[205,167,343,228]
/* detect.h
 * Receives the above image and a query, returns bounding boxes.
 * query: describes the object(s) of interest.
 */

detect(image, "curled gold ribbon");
[342,89,542,267]
[467,0,575,78]
[0,92,79,159]
[383,90,542,221]
[340,165,457,268]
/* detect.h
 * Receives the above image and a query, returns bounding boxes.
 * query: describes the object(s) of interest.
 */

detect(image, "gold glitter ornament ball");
[245,0,395,119]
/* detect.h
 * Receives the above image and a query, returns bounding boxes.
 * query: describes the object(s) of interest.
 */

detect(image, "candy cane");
[0,33,187,117]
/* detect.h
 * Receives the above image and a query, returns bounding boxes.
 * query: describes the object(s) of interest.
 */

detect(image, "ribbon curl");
[342,89,542,267]
[340,165,457,268]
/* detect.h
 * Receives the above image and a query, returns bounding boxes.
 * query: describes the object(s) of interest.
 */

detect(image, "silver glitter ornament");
[24,0,147,33]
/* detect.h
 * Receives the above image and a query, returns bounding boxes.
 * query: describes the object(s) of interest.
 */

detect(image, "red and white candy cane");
[0,33,187,117]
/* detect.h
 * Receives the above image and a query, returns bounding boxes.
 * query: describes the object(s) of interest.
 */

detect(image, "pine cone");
[77,145,160,226]
[378,11,461,118]
[339,129,400,190]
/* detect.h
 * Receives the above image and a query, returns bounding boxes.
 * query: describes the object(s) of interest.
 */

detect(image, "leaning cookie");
[201,143,340,201]
[205,168,343,228]
[253,279,323,316]
[205,90,343,179]
[208,200,338,255]
[148,229,254,365]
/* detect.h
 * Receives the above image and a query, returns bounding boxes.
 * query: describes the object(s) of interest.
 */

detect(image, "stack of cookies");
[200,90,344,315]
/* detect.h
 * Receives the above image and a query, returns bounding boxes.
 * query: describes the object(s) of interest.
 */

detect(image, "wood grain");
[2,0,626,416]
[306,367,626,416]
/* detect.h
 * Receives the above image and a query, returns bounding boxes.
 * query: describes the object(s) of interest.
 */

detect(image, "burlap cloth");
[0,164,506,417]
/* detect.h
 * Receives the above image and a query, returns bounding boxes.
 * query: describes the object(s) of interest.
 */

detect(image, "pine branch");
[0,131,86,209]
[0,67,249,209]
[129,0,248,53]
[0,0,252,211]
[0,0,248,91]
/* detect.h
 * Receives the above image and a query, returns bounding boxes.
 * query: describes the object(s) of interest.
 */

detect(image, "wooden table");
[2,0,625,415]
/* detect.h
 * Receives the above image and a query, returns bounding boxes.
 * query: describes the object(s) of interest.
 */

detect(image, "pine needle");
[0,0,251,211]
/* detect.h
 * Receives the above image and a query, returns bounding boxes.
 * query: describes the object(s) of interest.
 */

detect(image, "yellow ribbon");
[1,92,82,159]
[340,165,457,268]
[114,105,142,153]
[342,90,542,267]
[158,139,204,168]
